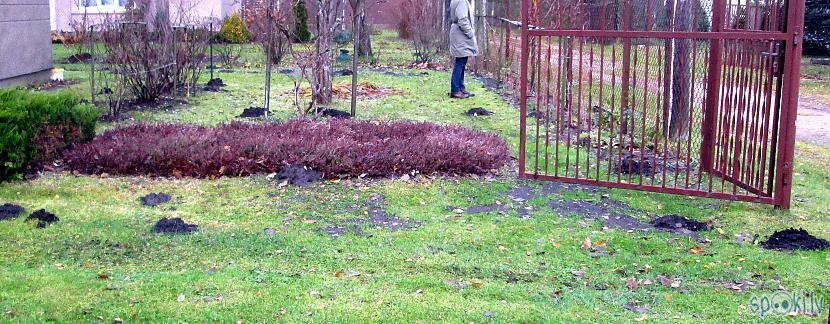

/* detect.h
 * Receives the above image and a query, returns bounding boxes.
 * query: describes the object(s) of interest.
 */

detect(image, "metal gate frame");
[517,0,806,209]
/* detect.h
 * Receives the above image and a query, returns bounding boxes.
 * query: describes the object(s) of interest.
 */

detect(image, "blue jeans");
[451,57,468,94]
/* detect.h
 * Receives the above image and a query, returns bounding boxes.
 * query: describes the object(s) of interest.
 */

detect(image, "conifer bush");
[293,0,312,42]
[0,89,98,181]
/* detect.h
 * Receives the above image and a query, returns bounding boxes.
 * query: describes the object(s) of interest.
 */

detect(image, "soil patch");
[325,194,421,237]
[651,215,710,233]
[238,107,269,118]
[0,203,25,221]
[366,209,419,231]
[369,68,429,78]
[406,62,445,71]
[28,80,79,92]
[153,217,199,234]
[278,68,300,77]
[503,186,536,202]
[549,199,622,219]
[473,75,503,91]
[26,209,59,228]
[760,228,830,251]
[332,68,353,76]
[140,193,172,207]
[605,214,653,231]
[465,108,494,116]
[540,182,601,195]
[316,108,352,119]
[448,204,510,214]
[276,165,321,186]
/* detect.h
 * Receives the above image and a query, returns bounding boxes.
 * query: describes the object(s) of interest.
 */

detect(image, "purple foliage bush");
[65,120,511,178]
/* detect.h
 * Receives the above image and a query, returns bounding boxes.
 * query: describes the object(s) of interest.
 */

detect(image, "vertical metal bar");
[700,0,726,172]
[544,36,553,175]
[596,37,606,181]
[652,44,665,187]
[190,27,197,97]
[684,39,699,189]
[534,35,543,175]
[773,0,805,209]
[519,0,530,178]
[89,25,96,106]
[586,45,595,180]
[210,22,214,81]
[620,0,632,140]
[575,35,585,179]
[757,41,776,193]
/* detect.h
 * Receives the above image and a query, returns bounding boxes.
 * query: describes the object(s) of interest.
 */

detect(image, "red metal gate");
[517,0,805,208]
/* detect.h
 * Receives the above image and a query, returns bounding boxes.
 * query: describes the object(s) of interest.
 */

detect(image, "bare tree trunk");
[357,10,372,56]
[312,0,344,105]
[668,0,694,139]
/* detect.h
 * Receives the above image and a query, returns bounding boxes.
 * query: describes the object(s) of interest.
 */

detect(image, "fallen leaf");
[471,279,483,289]
[581,237,593,250]
[626,278,638,291]
[623,302,650,314]
[177,294,186,302]
[301,219,318,224]
[689,246,705,254]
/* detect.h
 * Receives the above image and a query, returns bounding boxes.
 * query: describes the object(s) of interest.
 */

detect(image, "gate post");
[700,0,726,172]
[518,0,529,177]
[773,0,806,209]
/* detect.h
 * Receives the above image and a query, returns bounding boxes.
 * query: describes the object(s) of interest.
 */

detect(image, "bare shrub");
[395,0,445,63]
[98,10,209,108]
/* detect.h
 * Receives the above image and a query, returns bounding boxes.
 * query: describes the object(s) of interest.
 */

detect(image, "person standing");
[449,0,479,99]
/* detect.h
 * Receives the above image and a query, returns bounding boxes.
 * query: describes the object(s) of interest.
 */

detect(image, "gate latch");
[793,30,801,46]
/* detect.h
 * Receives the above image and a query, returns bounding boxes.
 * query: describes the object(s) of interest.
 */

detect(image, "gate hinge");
[793,30,801,46]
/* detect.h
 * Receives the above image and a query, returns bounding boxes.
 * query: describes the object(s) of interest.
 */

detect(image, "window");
[81,0,127,12]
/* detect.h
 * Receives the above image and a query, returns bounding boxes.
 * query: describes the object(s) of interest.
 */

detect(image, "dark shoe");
[462,91,475,97]
[450,92,471,99]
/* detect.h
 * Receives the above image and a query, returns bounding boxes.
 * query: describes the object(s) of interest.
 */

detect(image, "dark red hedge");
[64,120,511,178]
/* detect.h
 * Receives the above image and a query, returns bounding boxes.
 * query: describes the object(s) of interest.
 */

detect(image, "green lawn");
[1,35,829,323]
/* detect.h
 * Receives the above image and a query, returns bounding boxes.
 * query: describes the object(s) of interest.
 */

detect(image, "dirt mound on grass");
[276,165,321,186]
[204,78,225,92]
[465,108,494,116]
[616,154,655,176]
[760,228,830,251]
[65,53,93,63]
[140,193,172,207]
[651,215,710,232]
[239,107,269,118]
[316,108,352,119]
[153,218,198,234]
[1,204,25,221]
[26,209,59,228]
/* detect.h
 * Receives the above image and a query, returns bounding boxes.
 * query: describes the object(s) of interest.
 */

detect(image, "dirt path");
[797,96,830,148]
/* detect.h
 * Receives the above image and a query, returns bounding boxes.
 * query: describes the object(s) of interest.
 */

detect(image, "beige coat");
[449,0,479,58]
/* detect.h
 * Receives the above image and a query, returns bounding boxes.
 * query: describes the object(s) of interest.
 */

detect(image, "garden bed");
[65,119,511,179]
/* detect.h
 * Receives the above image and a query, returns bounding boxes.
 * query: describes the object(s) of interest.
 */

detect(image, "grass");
[1,32,829,322]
